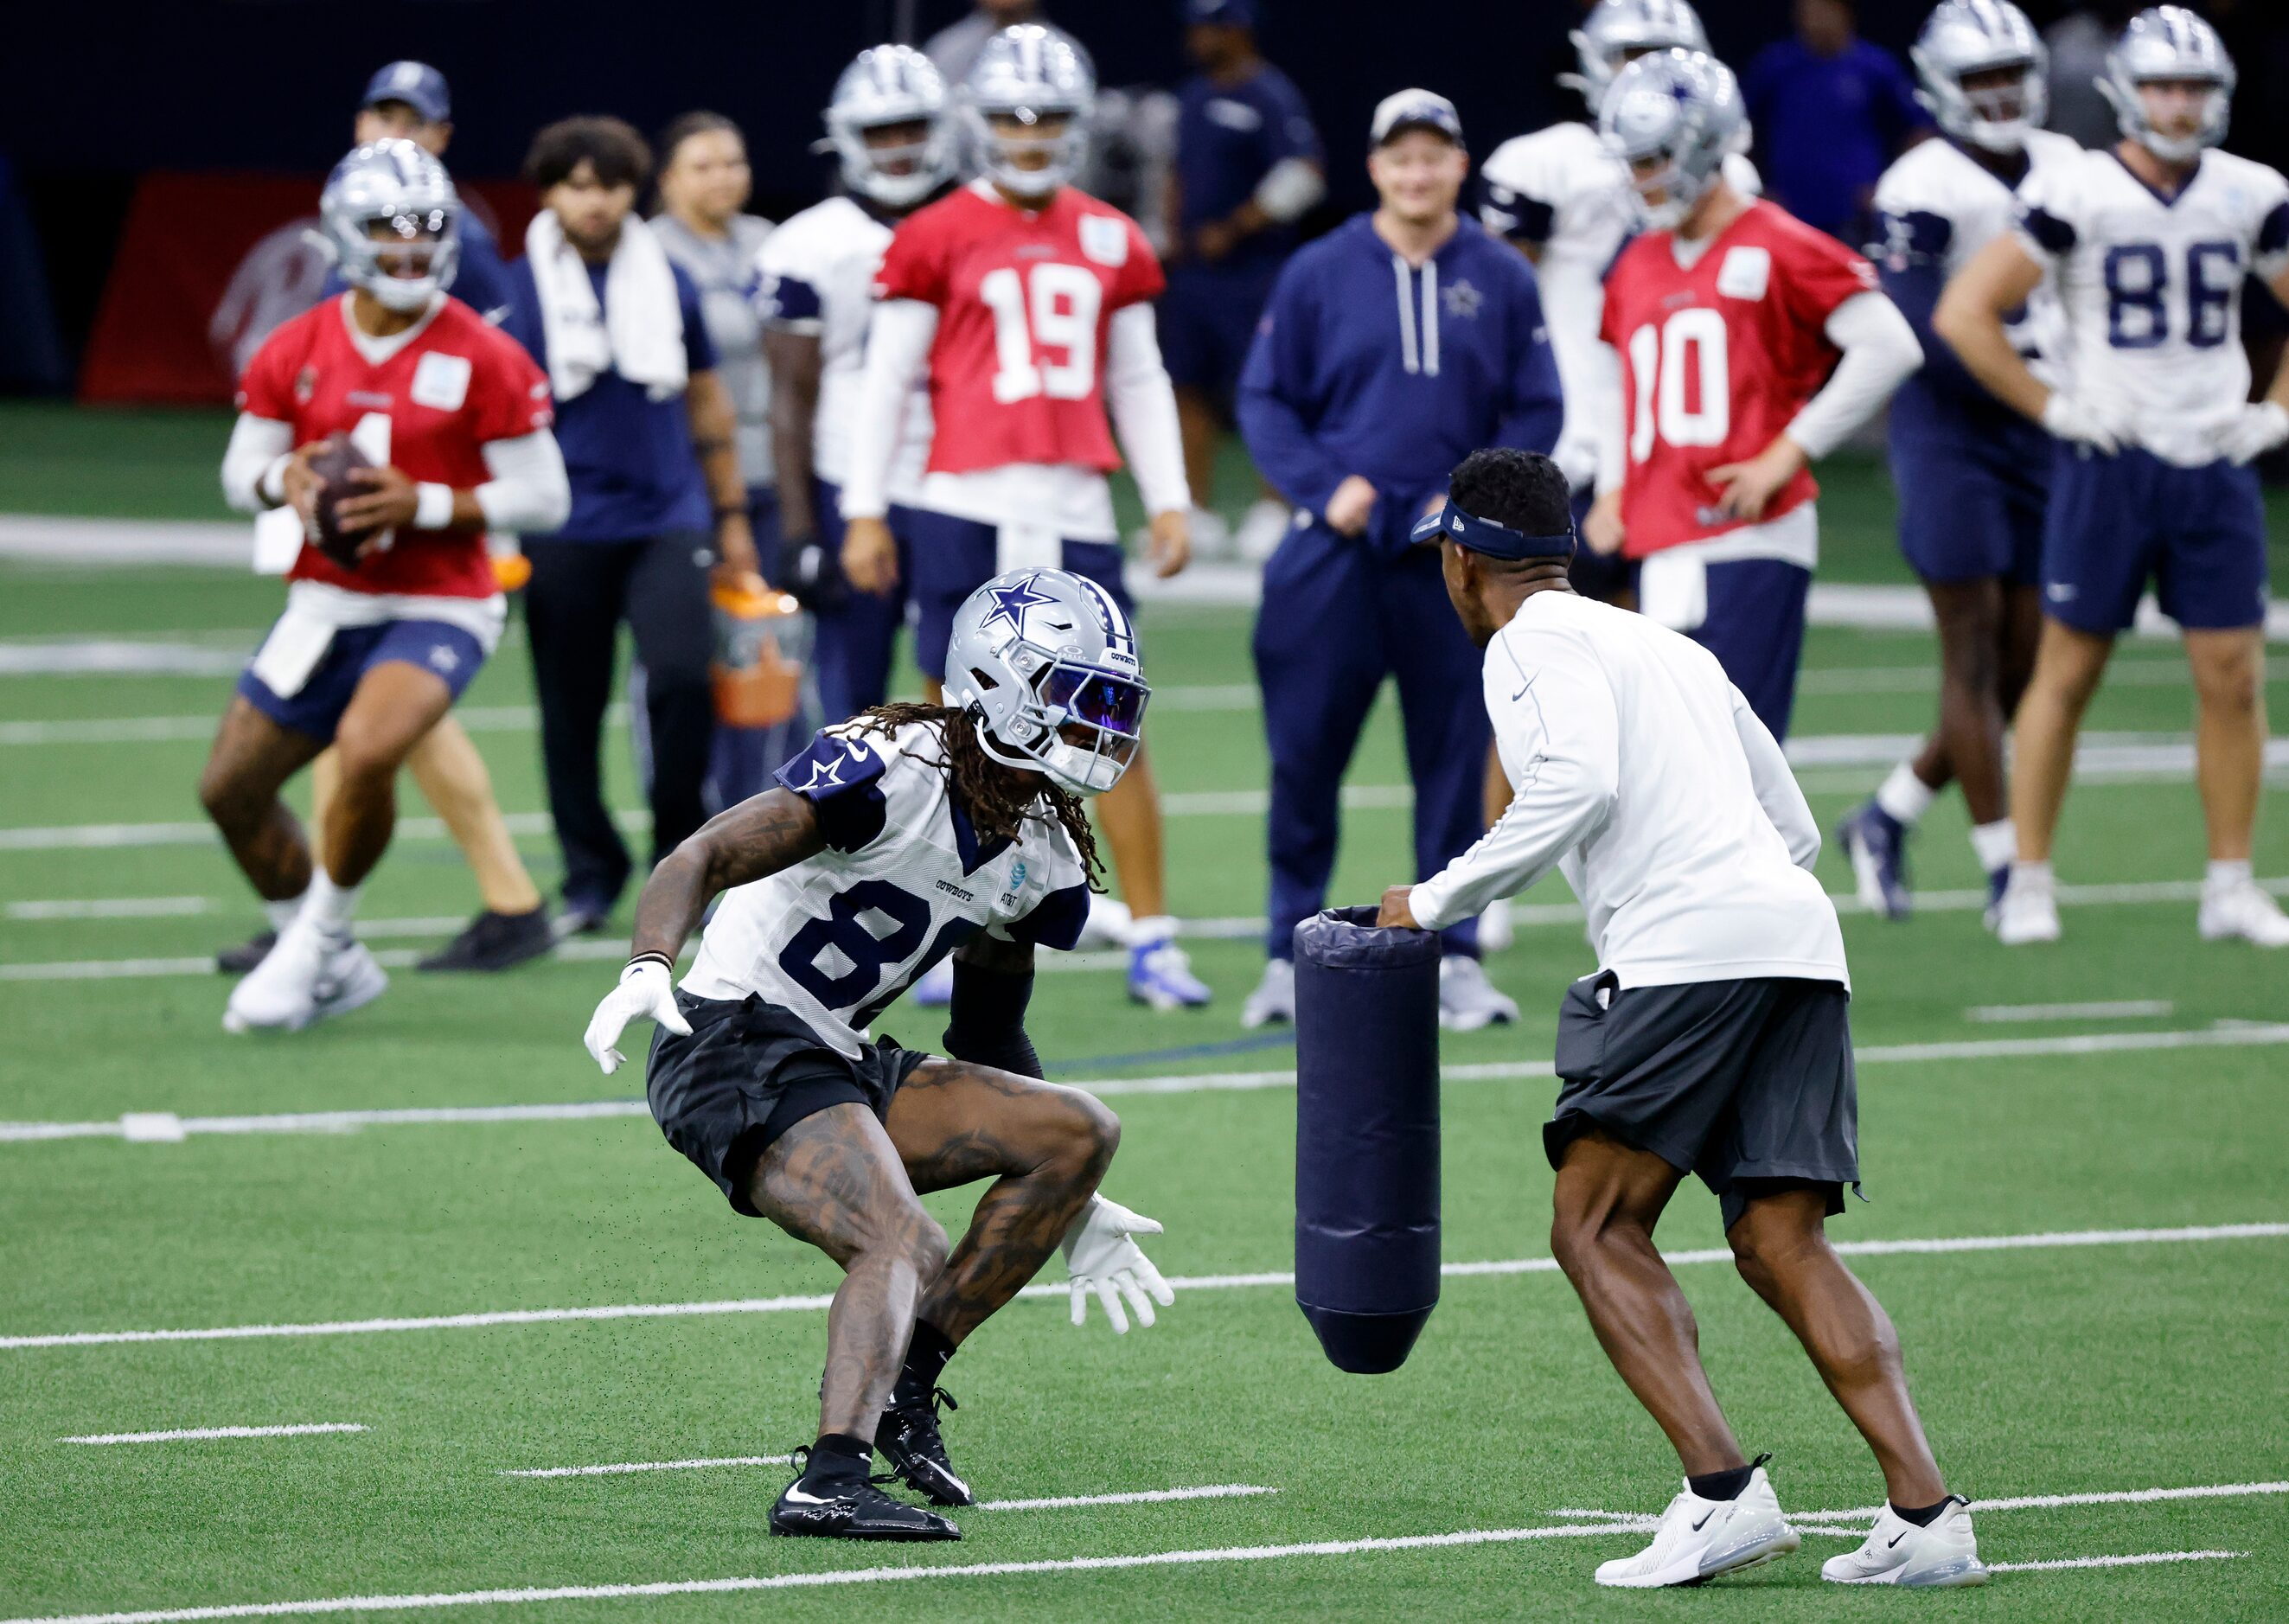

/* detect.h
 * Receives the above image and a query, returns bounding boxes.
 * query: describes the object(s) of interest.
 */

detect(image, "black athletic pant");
[524,533,716,911]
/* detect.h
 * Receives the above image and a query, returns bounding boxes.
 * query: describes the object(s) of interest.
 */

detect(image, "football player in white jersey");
[762,46,956,731]
[1938,5,2289,947]
[582,569,1174,1541]
[1835,0,2081,922]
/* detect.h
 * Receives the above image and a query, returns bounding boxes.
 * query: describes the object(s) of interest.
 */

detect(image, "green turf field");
[1,407,2286,1622]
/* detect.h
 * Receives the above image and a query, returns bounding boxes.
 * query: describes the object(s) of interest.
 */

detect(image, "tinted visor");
[1038,663,1148,738]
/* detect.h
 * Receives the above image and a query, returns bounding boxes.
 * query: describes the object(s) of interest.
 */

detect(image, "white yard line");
[3,1223,2278,1354]
[975,1485,1275,1512]
[6,1021,2288,1146]
[0,1524,1741,1624]
[1987,1550,2245,1573]
[1787,1479,2289,1525]
[60,1423,366,1446]
[1966,1000,2174,1024]
[7,898,212,920]
[499,1455,792,1479]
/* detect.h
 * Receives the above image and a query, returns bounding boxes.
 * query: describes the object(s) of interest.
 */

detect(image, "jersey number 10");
[981,264,1103,403]
[1626,310,1731,463]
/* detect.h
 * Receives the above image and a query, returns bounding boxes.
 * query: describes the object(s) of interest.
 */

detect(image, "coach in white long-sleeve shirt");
[1377,447,1984,1594]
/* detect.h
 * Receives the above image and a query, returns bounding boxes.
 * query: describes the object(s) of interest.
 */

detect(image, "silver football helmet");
[1563,0,1710,112]
[825,45,956,210]
[945,568,1148,799]
[2100,6,2235,164]
[1599,49,1746,232]
[317,139,460,312]
[961,25,1096,201]
[1913,0,2049,154]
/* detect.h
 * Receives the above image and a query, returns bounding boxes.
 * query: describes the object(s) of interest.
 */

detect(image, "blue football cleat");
[1129,937,1212,1009]
[1838,801,1911,921]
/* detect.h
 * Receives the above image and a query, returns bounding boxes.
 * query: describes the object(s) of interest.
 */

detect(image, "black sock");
[1890,1495,1955,1528]
[892,1320,957,1406]
[1686,1451,1769,1503]
[801,1432,873,1493]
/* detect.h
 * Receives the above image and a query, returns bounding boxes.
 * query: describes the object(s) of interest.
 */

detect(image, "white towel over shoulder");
[523,210,688,403]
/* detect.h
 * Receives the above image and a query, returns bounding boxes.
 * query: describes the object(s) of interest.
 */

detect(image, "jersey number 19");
[981,263,1102,403]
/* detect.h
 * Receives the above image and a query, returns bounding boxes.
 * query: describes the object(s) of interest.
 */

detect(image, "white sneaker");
[1233,498,1293,563]
[1437,955,1518,1032]
[1184,506,1234,559]
[1129,934,1212,1008]
[224,921,387,1033]
[1821,1497,1987,1588]
[1240,957,1295,1028]
[2198,878,2289,947]
[1991,867,2061,945]
[1595,1467,1800,1589]
[1074,893,1134,949]
[1478,897,1514,954]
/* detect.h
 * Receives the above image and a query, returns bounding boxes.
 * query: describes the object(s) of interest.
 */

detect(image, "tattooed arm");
[628,790,828,966]
[941,931,1043,1080]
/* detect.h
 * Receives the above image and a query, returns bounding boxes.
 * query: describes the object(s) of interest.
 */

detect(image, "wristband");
[259,453,292,506]
[413,482,456,531]
[623,951,674,979]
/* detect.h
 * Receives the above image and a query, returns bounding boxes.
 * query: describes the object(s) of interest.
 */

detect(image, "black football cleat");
[217,930,278,975]
[770,1468,961,1542]
[417,907,554,973]
[875,1386,975,1506]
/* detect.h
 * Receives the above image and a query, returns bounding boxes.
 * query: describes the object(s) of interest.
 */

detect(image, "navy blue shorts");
[1160,263,1279,397]
[2041,445,2268,635]
[237,617,488,743]
[904,508,1132,681]
[1893,443,2046,587]
[1690,558,1811,742]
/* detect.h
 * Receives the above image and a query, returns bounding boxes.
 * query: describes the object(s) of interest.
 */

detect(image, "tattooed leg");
[746,1103,949,1439]
[885,1059,1121,1344]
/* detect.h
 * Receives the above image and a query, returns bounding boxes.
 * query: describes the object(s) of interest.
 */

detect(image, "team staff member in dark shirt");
[501,118,759,935]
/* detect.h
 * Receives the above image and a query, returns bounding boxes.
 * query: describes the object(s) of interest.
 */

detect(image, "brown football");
[304,435,374,570]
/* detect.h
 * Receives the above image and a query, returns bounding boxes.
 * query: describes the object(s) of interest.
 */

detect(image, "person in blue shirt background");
[500,117,760,937]
[1744,0,1931,246]
[331,62,510,319]
[1235,88,1562,1033]
[1163,0,1324,559]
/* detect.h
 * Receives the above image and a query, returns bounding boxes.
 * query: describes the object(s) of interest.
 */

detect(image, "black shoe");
[769,1458,961,1541]
[217,930,277,975]
[417,908,555,973]
[553,895,616,940]
[875,1386,975,1506]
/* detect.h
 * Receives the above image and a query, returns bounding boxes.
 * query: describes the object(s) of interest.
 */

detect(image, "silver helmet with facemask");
[1912,0,2049,156]
[1563,0,1710,112]
[944,568,1148,800]
[825,45,956,210]
[1598,48,1746,233]
[316,138,460,312]
[960,25,1096,201]
[2099,6,2235,165]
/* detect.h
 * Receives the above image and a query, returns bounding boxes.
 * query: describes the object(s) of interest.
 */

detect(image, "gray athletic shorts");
[647,992,931,1218]
[1544,970,1859,1233]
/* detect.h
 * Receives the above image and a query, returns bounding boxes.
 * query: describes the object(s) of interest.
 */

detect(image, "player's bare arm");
[628,788,828,966]
[685,368,759,579]
[1932,235,2050,422]
[763,326,824,544]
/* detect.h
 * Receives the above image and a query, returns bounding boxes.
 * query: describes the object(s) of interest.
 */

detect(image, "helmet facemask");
[968,645,1148,799]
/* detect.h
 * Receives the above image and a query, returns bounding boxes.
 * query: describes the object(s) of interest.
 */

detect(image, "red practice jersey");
[236,295,553,598]
[1599,201,1877,557]
[873,182,1163,476]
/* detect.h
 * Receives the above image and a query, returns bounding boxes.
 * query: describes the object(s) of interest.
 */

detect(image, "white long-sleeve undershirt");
[1785,290,1922,460]
[218,414,570,536]
[1102,303,1190,518]
[842,298,939,522]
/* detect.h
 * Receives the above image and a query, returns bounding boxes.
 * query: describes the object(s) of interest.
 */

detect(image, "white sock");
[1874,763,1935,827]
[2010,859,2054,895]
[1129,914,1177,948]
[2205,859,2253,894]
[264,895,305,932]
[304,869,362,934]
[1968,819,2017,875]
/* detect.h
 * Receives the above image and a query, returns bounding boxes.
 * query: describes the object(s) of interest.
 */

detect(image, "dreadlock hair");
[839,703,1107,891]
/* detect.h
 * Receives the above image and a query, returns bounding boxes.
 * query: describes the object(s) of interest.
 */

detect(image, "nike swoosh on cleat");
[782,1487,834,1506]
[1692,1510,1717,1531]
[1889,1529,1910,1548]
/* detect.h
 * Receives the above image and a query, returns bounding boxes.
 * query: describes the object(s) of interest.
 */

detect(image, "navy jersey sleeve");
[1004,881,1091,951]
[674,264,718,374]
[772,731,892,851]
[1874,209,1987,406]
[450,212,513,321]
[495,262,547,368]
[759,271,824,329]
[1493,255,1564,456]
[1235,253,1352,518]
[1263,69,1323,166]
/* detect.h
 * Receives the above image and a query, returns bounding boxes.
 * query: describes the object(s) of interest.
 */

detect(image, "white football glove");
[2214,400,2289,466]
[1061,1193,1173,1334]
[2040,390,2123,455]
[582,959,688,1075]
